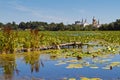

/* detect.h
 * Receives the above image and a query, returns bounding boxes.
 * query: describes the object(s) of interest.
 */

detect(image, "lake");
[0,50,120,80]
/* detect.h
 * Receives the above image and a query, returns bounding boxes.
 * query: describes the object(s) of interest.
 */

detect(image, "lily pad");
[109,62,120,67]
[69,78,76,80]
[66,59,78,63]
[66,64,83,69]
[93,59,111,63]
[102,66,110,70]
[89,66,99,69]
[81,77,102,80]
[55,62,66,66]
[99,59,111,63]
[81,77,90,80]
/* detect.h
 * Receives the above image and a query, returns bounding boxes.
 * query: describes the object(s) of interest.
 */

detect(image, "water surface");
[0,52,120,80]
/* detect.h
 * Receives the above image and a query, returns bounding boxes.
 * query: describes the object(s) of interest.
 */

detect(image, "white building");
[75,19,89,27]
[92,17,101,28]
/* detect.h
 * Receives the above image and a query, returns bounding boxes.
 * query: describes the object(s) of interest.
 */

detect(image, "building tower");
[98,19,99,25]
[92,17,97,27]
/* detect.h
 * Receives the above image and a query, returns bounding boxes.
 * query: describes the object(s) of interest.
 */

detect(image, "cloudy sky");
[0,0,120,24]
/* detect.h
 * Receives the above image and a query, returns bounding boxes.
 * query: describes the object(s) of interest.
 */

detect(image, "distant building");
[92,17,101,28]
[75,17,101,28]
[75,19,89,27]
[75,21,81,25]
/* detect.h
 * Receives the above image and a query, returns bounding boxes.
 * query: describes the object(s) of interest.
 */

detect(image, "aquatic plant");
[0,27,18,54]
[0,31,120,54]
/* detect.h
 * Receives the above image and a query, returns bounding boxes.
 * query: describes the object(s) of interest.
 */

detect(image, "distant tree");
[84,24,95,31]
[48,23,57,31]
[38,26,45,31]
[99,24,109,30]
[114,19,120,30]
[1,19,120,31]
[107,23,114,30]
[19,22,26,30]
[0,22,4,28]
[5,23,13,30]
[55,23,65,31]
[12,21,18,30]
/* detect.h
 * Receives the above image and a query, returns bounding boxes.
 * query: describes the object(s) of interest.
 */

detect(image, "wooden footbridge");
[39,42,88,50]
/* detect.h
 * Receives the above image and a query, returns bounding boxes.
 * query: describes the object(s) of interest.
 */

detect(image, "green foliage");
[0,30,120,54]
[0,27,18,54]
[1,19,120,31]
[99,19,120,30]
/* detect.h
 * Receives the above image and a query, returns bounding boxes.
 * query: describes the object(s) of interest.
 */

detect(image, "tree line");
[0,19,120,31]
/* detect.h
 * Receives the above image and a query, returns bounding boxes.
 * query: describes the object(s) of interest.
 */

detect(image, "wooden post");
[56,45,61,50]
[78,43,82,48]
[73,41,76,48]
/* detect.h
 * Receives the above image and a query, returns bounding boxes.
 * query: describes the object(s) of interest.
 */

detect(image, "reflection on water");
[0,54,16,80]
[23,52,41,73]
[0,50,120,80]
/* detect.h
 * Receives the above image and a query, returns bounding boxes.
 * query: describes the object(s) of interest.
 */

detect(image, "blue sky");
[0,0,120,24]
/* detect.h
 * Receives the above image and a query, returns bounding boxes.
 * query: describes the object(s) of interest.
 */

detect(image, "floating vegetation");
[92,59,112,64]
[66,59,78,63]
[54,52,120,71]
[80,77,102,80]
[69,78,76,80]
[109,62,120,67]
[102,62,120,70]
[0,31,120,80]
[66,64,83,69]
[89,66,99,69]
[102,66,111,70]
[55,62,66,66]
[0,31,120,54]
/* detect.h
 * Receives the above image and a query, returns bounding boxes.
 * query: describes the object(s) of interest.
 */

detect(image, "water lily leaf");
[66,64,83,69]
[81,77,102,80]
[69,78,76,80]
[102,66,110,70]
[90,78,102,80]
[66,59,78,63]
[99,59,111,63]
[55,62,66,65]
[81,77,90,80]
[93,59,111,63]
[109,62,120,67]
[89,66,99,69]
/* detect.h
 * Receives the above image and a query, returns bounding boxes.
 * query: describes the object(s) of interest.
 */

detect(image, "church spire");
[93,16,95,21]
[82,18,83,24]
[85,19,87,23]
[98,19,100,25]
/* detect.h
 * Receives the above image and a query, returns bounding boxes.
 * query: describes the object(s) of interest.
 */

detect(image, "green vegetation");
[0,19,120,31]
[0,19,120,80]
[0,30,120,54]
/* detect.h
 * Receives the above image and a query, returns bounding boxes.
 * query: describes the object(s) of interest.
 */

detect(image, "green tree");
[19,22,26,30]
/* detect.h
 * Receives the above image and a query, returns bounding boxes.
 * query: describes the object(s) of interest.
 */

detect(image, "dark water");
[0,52,120,80]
